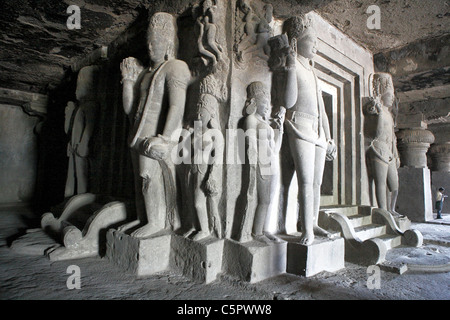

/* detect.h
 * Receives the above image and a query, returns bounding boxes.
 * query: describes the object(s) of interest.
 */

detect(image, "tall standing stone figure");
[364,72,401,216]
[64,65,99,198]
[272,16,336,245]
[119,12,191,238]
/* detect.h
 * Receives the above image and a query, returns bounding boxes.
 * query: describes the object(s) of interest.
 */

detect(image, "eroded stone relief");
[64,65,99,198]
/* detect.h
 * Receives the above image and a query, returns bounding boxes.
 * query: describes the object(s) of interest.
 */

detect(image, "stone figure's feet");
[239,233,252,243]
[313,225,337,239]
[192,231,210,241]
[389,210,405,218]
[252,233,272,245]
[299,232,314,246]
[117,220,141,233]
[263,232,282,243]
[181,227,195,238]
[131,224,161,238]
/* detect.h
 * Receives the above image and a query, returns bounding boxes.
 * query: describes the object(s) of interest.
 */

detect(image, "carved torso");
[284,58,326,148]
[130,59,190,146]
[69,100,96,157]
[370,105,397,163]
[292,59,318,117]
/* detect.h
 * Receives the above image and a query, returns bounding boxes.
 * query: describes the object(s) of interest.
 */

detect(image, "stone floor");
[0,205,449,300]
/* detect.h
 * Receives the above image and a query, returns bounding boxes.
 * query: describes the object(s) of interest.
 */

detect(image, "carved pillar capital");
[429,142,450,172]
[396,128,435,168]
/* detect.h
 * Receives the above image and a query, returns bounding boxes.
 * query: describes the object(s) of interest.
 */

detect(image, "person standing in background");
[436,187,447,219]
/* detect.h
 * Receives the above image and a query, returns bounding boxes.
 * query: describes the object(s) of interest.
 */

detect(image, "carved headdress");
[245,81,269,115]
[368,72,398,123]
[370,72,395,97]
[283,14,315,43]
[76,65,100,101]
[147,12,178,59]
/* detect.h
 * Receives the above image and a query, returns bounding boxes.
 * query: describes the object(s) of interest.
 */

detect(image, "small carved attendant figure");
[190,93,223,240]
[64,65,98,198]
[365,72,401,216]
[234,0,273,67]
[235,0,258,63]
[239,4,273,63]
[119,12,191,238]
[239,82,285,243]
[194,0,223,67]
[275,16,336,245]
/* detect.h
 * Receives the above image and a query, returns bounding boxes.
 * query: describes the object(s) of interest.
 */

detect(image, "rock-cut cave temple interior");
[0,0,449,301]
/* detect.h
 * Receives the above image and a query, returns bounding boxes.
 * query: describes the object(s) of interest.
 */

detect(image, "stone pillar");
[395,116,435,222]
[396,128,435,168]
[429,143,450,172]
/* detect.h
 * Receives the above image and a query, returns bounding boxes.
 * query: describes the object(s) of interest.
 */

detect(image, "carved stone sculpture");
[234,0,273,68]
[239,81,284,243]
[188,92,223,240]
[271,16,336,245]
[119,12,191,238]
[193,0,224,67]
[364,72,401,216]
[64,65,98,197]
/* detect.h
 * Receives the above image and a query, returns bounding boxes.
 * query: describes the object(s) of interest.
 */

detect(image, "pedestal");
[222,238,287,283]
[397,167,434,222]
[280,235,345,277]
[170,235,224,284]
[106,229,172,277]
[10,228,60,255]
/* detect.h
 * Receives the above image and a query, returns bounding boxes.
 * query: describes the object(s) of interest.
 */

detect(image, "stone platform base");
[106,229,172,277]
[279,234,345,277]
[10,228,60,256]
[222,238,287,283]
[171,235,224,284]
[397,167,434,222]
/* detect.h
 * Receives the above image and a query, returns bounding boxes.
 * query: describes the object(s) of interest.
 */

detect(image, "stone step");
[354,224,386,241]
[321,206,360,217]
[348,214,372,228]
[377,234,403,250]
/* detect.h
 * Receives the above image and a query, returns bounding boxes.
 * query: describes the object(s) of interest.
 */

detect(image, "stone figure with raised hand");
[239,81,285,243]
[364,72,401,217]
[64,65,99,198]
[271,16,336,245]
[119,12,191,238]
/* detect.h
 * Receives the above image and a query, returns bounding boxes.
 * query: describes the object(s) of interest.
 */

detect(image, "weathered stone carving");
[364,72,402,216]
[42,194,128,261]
[234,0,273,68]
[193,0,224,68]
[271,16,336,245]
[238,81,284,243]
[64,65,99,198]
[119,12,191,238]
[179,0,229,242]
[188,92,224,240]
